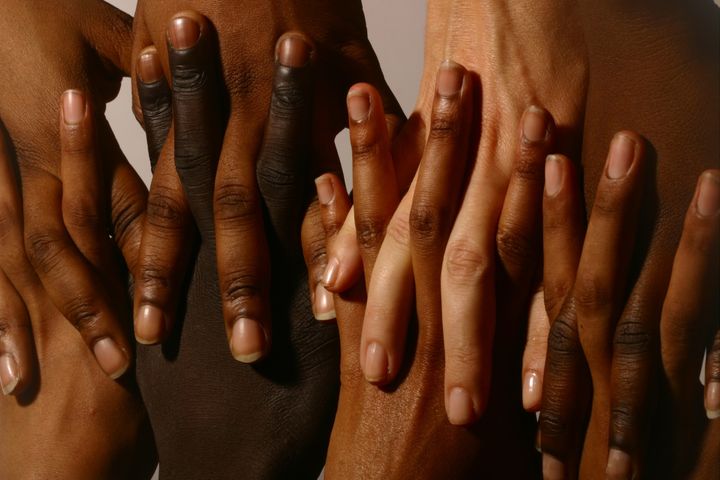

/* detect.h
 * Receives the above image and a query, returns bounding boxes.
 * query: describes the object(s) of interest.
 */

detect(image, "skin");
[130,0,403,360]
[134,17,340,478]
[320,80,545,479]
[0,96,155,479]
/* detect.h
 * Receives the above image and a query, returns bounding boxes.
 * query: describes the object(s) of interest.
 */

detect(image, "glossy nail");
[314,283,336,321]
[447,386,476,425]
[607,133,636,179]
[347,90,370,123]
[322,257,340,288]
[135,304,165,345]
[706,381,720,419]
[545,155,563,197]
[606,448,632,480]
[697,172,720,217]
[436,60,463,97]
[0,354,19,395]
[364,342,389,383]
[138,48,163,84]
[169,16,201,50]
[277,34,312,68]
[93,338,129,379]
[543,454,565,480]
[522,370,542,411]
[523,106,548,143]
[62,90,85,125]
[315,176,335,206]
[230,318,266,363]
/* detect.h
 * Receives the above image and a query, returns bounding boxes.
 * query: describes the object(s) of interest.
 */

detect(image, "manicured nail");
[169,16,201,50]
[62,90,85,125]
[706,381,720,419]
[276,34,312,67]
[138,48,163,84]
[314,283,336,321]
[230,318,266,363]
[522,370,542,411]
[364,342,389,383]
[436,60,464,97]
[135,304,165,345]
[697,172,720,217]
[523,106,548,143]
[606,448,632,480]
[0,354,19,395]
[607,133,636,179]
[93,338,129,380]
[315,176,335,206]
[545,155,563,197]
[543,454,565,480]
[347,90,370,123]
[322,257,340,288]
[447,386,476,425]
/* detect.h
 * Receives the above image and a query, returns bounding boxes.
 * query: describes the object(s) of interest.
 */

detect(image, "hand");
[538,134,720,479]
[130,0,403,359]
[133,19,340,477]
[0,0,147,377]
[0,95,155,479]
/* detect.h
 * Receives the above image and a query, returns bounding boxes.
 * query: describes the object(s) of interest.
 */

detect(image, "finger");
[348,82,399,278]
[522,288,550,412]
[302,197,335,321]
[542,154,585,320]
[133,134,195,345]
[167,12,223,236]
[257,33,315,254]
[321,207,363,294]
[575,132,647,382]
[137,46,172,172]
[59,90,117,275]
[660,171,720,413]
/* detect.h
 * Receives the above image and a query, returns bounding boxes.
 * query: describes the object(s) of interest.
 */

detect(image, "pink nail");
[0,354,19,395]
[364,342,388,383]
[447,387,476,425]
[62,90,85,125]
[93,338,129,380]
[230,318,266,363]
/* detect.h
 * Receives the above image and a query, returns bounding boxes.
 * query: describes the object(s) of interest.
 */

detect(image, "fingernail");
[315,176,335,206]
[0,354,19,395]
[347,90,370,123]
[276,34,312,67]
[364,342,389,383]
[543,454,566,480]
[135,304,165,345]
[523,106,548,143]
[607,133,636,179]
[93,338,130,380]
[447,386,477,425]
[322,257,340,289]
[706,381,720,419]
[697,172,720,217]
[522,370,542,411]
[314,283,336,321]
[230,318,266,363]
[62,90,85,125]
[169,16,201,50]
[138,48,163,84]
[606,448,632,480]
[545,155,563,197]
[436,60,464,97]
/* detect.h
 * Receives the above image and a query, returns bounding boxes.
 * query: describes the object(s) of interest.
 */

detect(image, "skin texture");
[130,0,402,359]
[134,18,340,479]
[0,97,155,479]
[320,81,543,479]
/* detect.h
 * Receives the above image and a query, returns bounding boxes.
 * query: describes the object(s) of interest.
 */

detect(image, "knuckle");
[257,161,302,191]
[496,226,536,267]
[63,296,102,333]
[610,405,636,443]
[444,242,491,286]
[61,128,92,156]
[146,188,187,230]
[574,272,612,312]
[214,182,259,226]
[427,114,458,142]
[111,189,145,246]
[446,344,482,368]
[385,213,411,246]
[351,138,381,166]
[613,320,652,357]
[139,264,171,292]
[548,313,581,356]
[514,147,545,182]
[355,217,386,252]
[64,197,103,231]
[680,222,716,257]
[592,185,623,217]
[270,81,310,116]
[25,230,66,275]
[171,65,209,94]
[540,410,570,441]
[409,204,446,252]
[222,271,263,309]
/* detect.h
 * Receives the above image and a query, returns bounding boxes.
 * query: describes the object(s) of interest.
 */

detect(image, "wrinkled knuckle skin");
[574,272,612,313]
[171,65,209,95]
[350,138,380,166]
[515,146,546,182]
[146,189,186,230]
[61,128,92,157]
[445,243,491,287]
[681,223,715,257]
[592,184,624,217]
[496,227,537,269]
[112,188,145,245]
[386,214,411,246]
[271,74,311,117]
[214,183,259,226]
[64,297,103,334]
[548,314,582,357]
[610,405,636,449]
[427,113,459,143]
[355,217,386,252]
[613,320,652,358]
[257,159,304,193]
[25,230,66,275]
[540,409,570,447]
[409,204,447,254]
[139,265,171,293]
[222,272,263,309]
[64,198,104,231]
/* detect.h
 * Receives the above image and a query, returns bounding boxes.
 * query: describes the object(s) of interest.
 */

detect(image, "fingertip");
[446,386,480,426]
[92,337,130,380]
[167,12,203,50]
[137,46,164,84]
[61,89,87,126]
[230,318,268,363]
[275,32,314,68]
[522,369,543,412]
[135,303,168,345]
[363,341,390,384]
[695,170,720,218]
[313,283,336,322]
[521,105,553,145]
[0,354,20,396]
